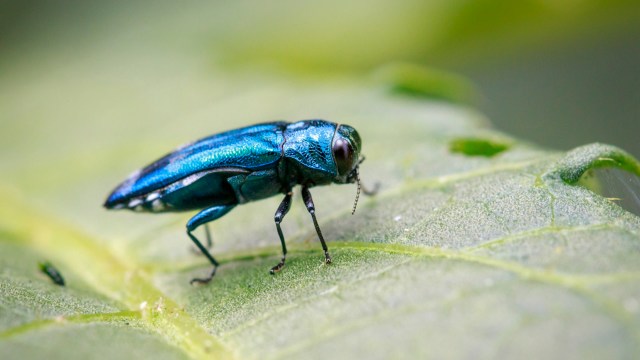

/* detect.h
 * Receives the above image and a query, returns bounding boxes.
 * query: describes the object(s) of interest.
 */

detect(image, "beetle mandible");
[104,120,376,284]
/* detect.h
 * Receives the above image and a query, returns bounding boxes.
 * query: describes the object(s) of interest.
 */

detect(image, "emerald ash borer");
[104,120,376,284]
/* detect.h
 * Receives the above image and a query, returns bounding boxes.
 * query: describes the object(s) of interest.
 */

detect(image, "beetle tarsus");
[190,267,217,285]
[324,251,332,264]
[270,257,286,274]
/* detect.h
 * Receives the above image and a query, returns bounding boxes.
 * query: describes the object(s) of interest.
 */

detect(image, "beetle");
[104,120,376,284]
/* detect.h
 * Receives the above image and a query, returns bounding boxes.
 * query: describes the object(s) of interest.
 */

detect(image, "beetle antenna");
[352,166,361,215]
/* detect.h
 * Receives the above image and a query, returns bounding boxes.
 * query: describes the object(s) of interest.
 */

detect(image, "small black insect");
[39,261,65,286]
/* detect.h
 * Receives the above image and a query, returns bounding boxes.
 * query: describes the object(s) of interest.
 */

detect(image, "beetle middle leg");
[186,204,236,285]
[271,191,292,274]
[301,185,332,264]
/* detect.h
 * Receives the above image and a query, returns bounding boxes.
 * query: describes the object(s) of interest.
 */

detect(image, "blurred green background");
[2,0,639,156]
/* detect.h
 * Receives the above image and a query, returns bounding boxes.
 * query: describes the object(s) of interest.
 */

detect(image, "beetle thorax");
[282,120,338,186]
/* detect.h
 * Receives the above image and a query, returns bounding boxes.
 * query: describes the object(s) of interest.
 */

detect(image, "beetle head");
[331,124,361,184]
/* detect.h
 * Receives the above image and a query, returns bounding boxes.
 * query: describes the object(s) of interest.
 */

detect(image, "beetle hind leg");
[271,191,293,274]
[204,224,213,248]
[186,204,235,285]
[189,223,214,255]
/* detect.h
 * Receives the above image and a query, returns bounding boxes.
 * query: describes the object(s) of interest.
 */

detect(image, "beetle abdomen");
[105,168,247,212]
[106,137,282,205]
[104,122,288,211]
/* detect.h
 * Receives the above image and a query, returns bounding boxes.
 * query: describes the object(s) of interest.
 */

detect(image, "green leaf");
[3,70,640,357]
[2,3,640,360]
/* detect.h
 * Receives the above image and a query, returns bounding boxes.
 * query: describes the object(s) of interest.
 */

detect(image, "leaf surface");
[2,3,640,359]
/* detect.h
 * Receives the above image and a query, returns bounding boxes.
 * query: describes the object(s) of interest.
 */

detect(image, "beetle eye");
[332,138,354,176]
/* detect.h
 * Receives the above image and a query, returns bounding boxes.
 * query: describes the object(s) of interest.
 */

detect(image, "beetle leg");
[271,191,293,274]
[204,223,213,248]
[189,223,213,255]
[301,186,332,264]
[186,204,236,285]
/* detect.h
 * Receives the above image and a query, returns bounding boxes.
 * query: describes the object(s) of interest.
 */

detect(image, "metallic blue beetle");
[104,120,373,284]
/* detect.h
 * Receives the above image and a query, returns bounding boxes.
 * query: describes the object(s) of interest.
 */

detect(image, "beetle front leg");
[186,204,235,285]
[271,191,292,274]
[301,185,332,264]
